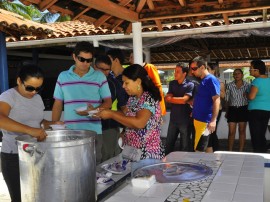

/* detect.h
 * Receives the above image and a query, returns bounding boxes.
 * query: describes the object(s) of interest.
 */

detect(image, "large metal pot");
[16,130,96,202]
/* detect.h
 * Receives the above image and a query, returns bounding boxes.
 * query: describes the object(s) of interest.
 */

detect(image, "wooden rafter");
[48,5,73,15]
[178,0,186,7]
[39,0,57,12]
[140,3,270,21]
[136,0,147,12]
[147,0,162,31]
[74,0,138,22]
[94,0,131,28]
[73,8,91,21]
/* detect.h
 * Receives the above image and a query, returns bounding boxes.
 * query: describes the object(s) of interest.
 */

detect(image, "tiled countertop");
[102,152,265,202]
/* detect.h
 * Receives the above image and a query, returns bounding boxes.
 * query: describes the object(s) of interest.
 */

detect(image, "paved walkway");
[0,171,11,201]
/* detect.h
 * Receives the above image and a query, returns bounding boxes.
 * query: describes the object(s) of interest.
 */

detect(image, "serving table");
[98,152,265,202]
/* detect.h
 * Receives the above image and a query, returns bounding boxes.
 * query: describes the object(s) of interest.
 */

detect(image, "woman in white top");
[225,69,250,151]
[0,64,62,202]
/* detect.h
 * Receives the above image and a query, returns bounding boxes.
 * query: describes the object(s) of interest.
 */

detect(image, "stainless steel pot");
[16,130,96,202]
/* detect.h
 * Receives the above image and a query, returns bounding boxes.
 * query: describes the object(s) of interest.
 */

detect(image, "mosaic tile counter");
[103,152,264,202]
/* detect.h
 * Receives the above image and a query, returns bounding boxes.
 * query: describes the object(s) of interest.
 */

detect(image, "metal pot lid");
[133,162,213,183]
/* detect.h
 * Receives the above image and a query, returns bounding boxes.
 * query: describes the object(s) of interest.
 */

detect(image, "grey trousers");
[101,127,121,162]
[95,134,103,165]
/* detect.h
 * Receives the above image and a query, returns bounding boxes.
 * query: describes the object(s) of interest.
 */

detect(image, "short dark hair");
[106,48,125,64]
[17,64,44,82]
[95,55,112,66]
[251,59,266,75]
[191,56,207,68]
[73,41,94,56]
[208,62,220,77]
[234,68,243,74]
[176,62,189,75]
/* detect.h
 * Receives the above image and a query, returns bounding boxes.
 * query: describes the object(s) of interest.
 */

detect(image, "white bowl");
[118,137,124,149]
[49,124,66,130]
[88,109,99,117]
[75,106,87,112]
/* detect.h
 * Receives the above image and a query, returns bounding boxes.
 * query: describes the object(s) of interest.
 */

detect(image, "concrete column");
[0,32,9,93]
[132,22,143,65]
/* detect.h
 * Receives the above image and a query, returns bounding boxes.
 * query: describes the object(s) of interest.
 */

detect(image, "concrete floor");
[0,171,10,201]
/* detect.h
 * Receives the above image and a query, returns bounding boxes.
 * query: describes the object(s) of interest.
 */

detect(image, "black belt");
[230,105,247,108]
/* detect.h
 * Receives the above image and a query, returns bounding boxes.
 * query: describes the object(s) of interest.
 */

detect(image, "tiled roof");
[0,8,54,40]
[4,16,267,42]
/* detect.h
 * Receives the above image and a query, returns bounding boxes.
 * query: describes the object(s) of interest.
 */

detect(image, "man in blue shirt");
[190,56,220,152]
[52,41,112,163]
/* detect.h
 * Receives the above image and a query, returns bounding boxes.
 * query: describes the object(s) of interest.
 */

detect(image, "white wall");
[161,112,270,140]
[45,110,270,140]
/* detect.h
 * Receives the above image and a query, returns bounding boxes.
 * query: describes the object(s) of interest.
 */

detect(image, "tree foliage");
[0,0,70,23]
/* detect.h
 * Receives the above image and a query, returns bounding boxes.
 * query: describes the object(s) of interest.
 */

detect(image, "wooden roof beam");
[147,0,162,31]
[73,8,91,20]
[48,5,74,15]
[94,0,132,28]
[141,5,270,21]
[74,0,138,22]
[136,0,147,12]
[39,0,57,11]
[111,19,124,30]
[20,0,40,5]
[263,9,267,22]
[218,0,223,4]
[222,13,229,25]
[178,0,186,7]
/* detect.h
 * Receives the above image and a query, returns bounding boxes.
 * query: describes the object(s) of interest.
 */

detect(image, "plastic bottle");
[203,128,210,136]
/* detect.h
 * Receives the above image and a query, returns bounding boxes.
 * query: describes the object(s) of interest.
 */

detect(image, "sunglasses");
[77,56,93,63]
[96,65,111,72]
[23,83,43,92]
[191,66,200,71]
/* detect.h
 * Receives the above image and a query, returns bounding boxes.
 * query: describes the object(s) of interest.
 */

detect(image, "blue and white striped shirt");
[225,81,250,107]
[53,65,111,134]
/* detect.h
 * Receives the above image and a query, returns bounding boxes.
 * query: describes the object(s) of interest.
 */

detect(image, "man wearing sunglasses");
[94,55,127,162]
[52,41,112,164]
[190,56,220,152]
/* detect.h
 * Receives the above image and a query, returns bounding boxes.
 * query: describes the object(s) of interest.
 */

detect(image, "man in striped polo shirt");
[52,41,112,163]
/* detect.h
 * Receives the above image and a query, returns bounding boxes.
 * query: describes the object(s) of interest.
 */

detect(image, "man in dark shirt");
[94,55,127,161]
[165,62,194,154]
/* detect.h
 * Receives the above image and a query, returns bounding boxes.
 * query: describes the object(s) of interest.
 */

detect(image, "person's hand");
[76,110,89,116]
[95,109,112,119]
[165,95,172,102]
[207,121,216,134]
[52,121,64,125]
[28,128,47,142]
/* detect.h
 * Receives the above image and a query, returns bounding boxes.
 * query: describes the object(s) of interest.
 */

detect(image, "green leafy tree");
[0,0,70,23]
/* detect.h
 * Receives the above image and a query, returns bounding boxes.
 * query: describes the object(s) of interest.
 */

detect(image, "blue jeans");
[165,122,190,154]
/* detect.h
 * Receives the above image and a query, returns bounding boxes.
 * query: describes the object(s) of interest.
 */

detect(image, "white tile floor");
[0,172,11,201]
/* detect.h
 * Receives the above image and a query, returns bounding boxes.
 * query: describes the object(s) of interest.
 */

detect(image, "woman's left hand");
[95,109,112,119]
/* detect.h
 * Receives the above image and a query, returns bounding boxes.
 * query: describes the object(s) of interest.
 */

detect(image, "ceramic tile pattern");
[105,152,265,202]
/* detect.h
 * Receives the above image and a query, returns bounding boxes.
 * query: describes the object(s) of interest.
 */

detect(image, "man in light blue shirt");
[52,41,112,163]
